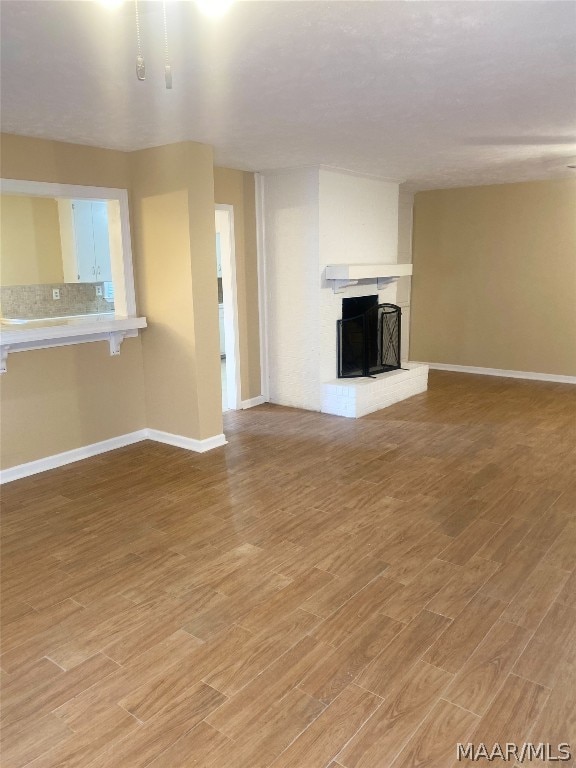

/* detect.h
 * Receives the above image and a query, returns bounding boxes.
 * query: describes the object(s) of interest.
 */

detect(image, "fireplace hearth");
[337,297,401,378]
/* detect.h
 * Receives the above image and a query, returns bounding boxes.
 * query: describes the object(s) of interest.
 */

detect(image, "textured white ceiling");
[1,0,575,189]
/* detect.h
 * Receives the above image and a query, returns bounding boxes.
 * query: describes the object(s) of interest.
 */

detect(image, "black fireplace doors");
[337,300,401,378]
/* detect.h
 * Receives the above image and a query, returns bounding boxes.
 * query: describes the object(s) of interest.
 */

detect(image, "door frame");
[215,204,242,411]
[255,172,270,402]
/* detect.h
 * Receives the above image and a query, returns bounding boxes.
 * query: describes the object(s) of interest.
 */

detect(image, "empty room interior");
[1,1,575,766]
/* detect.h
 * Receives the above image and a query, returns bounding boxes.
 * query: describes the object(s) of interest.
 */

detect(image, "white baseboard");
[240,395,266,409]
[423,362,576,385]
[146,429,227,453]
[0,430,148,484]
[1,429,228,484]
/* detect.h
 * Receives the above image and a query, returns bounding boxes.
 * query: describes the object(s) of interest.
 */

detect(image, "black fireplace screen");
[337,301,401,378]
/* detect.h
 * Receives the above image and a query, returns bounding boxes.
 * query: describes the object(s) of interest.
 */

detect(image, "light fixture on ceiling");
[103,0,234,88]
[195,0,235,18]
[135,0,146,81]
[162,0,172,88]
[132,0,172,88]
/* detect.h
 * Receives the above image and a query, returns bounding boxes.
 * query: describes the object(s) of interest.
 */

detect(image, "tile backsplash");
[1,283,115,320]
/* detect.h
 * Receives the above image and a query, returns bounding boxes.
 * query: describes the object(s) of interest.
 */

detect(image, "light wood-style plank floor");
[1,371,575,768]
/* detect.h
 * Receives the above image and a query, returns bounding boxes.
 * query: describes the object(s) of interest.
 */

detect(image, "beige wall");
[1,339,145,467]
[213,167,261,400]
[130,142,222,441]
[0,135,260,471]
[1,195,64,285]
[0,134,146,469]
[1,133,130,188]
[410,179,576,377]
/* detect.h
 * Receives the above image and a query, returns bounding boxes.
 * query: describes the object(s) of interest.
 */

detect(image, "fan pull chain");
[163,0,172,89]
[135,0,145,80]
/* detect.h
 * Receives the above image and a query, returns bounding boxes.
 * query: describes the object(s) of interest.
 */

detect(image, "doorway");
[215,205,241,412]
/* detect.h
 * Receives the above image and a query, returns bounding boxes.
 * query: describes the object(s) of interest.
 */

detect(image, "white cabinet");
[216,232,222,278]
[72,201,112,283]
[72,201,97,282]
[219,304,225,356]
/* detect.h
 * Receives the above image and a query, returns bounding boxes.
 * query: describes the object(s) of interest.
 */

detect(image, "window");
[0,180,145,372]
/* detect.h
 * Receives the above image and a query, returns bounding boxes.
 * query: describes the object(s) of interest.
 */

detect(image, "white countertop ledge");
[0,316,147,373]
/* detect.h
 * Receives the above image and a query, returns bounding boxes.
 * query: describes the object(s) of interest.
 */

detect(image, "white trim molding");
[241,395,266,409]
[423,362,576,385]
[0,431,148,484]
[215,204,242,411]
[255,172,270,402]
[0,429,228,484]
[145,430,227,453]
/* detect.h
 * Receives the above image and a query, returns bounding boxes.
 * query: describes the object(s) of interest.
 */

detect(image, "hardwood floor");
[1,371,575,767]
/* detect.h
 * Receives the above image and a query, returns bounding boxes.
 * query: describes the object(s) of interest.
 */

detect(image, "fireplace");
[337,297,401,378]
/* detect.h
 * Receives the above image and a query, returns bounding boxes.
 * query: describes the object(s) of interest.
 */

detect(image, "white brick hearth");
[322,362,429,418]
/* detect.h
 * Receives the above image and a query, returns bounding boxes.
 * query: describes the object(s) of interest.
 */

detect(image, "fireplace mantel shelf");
[325,263,413,292]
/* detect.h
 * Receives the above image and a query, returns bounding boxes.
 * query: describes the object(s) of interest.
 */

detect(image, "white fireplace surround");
[260,167,425,417]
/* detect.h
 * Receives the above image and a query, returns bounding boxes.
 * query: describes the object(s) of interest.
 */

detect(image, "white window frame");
[1,178,137,315]
[0,178,146,373]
